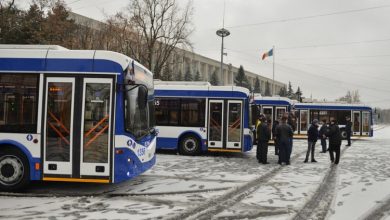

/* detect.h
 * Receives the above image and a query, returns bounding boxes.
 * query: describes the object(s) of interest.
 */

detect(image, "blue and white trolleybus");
[154,81,253,155]
[0,45,156,191]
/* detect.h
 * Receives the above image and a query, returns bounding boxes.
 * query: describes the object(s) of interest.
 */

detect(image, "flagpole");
[272,45,275,96]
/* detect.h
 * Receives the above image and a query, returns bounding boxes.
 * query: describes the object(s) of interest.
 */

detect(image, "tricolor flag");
[262,49,273,60]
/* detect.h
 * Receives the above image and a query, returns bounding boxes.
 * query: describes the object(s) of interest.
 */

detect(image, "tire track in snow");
[291,145,350,220]
[360,194,390,220]
[165,150,307,220]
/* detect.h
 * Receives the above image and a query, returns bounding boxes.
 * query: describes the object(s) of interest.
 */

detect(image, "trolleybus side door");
[208,100,224,148]
[352,111,361,135]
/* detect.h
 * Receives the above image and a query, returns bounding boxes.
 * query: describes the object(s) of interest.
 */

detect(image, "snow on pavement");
[0,125,389,219]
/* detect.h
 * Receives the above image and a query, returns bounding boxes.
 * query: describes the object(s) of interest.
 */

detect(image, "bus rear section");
[293,103,373,139]
[154,82,253,155]
[0,45,156,191]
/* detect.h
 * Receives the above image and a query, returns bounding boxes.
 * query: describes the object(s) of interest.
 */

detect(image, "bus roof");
[0,45,133,74]
[294,102,372,111]
[253,96,293,106]
[155,83,250,98]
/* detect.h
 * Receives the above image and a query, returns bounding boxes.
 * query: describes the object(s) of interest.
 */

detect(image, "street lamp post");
[216,28,230,85]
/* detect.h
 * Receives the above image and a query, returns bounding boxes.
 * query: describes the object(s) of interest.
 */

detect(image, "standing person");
[345,116,352,146]
[257,115,271,164]
[255,115,263,162]
[326,117,342,165]
[319,119,328,153]
[276,115,294,165]
[286,111,297,164]
[272,119,280,155]
[304,119,319,163]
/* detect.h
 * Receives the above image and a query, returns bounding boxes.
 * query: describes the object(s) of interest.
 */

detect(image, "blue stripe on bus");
[0,58,123,73]
[294,104,372,111]
[156,137,178,150]
[254,100,291,105]
[155,90,248,98]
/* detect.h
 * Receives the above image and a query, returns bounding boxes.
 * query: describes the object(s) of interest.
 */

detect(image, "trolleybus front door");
[43,77,113,181]
[226,100,243,149]
[263,107,273,134]
[43,78,75,176]
[352,111,361,135]
[300,110,309,135]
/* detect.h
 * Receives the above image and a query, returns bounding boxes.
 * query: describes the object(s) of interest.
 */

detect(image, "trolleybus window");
[0,74,38,133]
[125,85,150,139]
[180,98,205,127]
[155,98,180,126]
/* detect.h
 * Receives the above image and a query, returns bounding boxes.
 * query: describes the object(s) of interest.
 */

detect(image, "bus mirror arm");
[149,128,158,136]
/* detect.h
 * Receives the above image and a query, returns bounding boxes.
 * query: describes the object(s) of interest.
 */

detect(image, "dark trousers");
[305,141,316,161]
[321,138,327,152]
[286,138,293,163]
[346,132,351,146]
[274,138,279,155]
[329,144,341,164]
[278,140,289,164]
[257,141,268,163]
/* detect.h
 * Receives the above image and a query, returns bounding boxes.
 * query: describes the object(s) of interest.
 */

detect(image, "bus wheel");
[0,149,30,191]
[179,135,201,156]
[340,129,347,140]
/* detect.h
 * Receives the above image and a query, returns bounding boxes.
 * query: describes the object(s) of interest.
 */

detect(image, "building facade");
[69,12,286,94]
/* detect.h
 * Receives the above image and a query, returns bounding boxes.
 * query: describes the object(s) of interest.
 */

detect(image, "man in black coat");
[304,119,319,163]
[272,119,280,155]
[345,116,352,146]
[326,117,342,164]
[257,115,271,164]
[319,119,328,153]
[275,115,294,165]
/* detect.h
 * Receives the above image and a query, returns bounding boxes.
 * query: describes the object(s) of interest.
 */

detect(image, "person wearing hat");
[345,116,352,146]
[304,119,319,163]
[326,117,342,164]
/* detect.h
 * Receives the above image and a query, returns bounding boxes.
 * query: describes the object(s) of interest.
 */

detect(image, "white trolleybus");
[154,81,253,155]
[0,45,156,191]
[293,102,373,139]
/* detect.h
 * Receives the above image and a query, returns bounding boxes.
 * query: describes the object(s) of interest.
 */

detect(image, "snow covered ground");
[0,125,389,220]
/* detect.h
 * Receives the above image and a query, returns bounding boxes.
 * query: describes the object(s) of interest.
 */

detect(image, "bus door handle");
[234,143,239,147]
[210,142,215,146]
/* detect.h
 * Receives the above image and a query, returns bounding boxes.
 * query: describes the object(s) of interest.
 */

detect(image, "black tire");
[0,148,30,191]
[340,129,347,140]
[179,135,201,156]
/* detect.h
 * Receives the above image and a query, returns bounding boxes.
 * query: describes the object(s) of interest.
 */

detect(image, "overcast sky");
[17,0,390,108]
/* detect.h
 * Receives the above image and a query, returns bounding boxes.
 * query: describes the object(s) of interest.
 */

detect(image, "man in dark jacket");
[257,115,271,164]
[304,119,319,163]
[345,116,352,146]
[272,119,280,155]
[319,119,328,153]
[275,115,294,165]
[326,117,342,164]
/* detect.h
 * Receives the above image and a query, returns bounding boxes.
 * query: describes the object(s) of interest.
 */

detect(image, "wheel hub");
[184,139,196,152]
[0,156,24,185]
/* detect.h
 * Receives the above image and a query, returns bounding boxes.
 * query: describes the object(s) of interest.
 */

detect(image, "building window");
[0,74,39,133]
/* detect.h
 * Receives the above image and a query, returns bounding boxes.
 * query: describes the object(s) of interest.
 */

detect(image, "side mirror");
[137,86,148,109]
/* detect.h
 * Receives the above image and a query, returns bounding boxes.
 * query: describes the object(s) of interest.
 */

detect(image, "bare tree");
[125,0,193,79]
